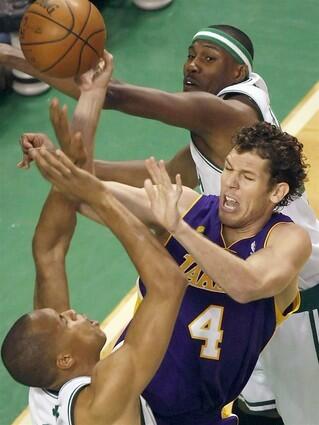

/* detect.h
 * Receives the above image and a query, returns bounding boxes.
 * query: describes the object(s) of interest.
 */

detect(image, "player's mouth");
[221,194,240,212]
[183,76,199,90]
[83,314,99,327]
[89,319,99,327]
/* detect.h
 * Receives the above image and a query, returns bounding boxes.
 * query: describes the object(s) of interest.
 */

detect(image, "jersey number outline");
[188,305,224,359]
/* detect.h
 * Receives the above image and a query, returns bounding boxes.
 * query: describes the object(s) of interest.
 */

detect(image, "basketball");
[19,0,106,78]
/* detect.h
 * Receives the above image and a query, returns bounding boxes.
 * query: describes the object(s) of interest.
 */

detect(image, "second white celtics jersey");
[29,376,157,425]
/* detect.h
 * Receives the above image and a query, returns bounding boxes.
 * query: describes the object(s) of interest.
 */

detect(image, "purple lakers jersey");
[139,195,293,424]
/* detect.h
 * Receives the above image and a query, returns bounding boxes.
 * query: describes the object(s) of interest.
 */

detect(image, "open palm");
[144,157,183,234]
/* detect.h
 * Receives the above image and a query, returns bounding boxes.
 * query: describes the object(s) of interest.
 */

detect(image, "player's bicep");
[246,224,311,296]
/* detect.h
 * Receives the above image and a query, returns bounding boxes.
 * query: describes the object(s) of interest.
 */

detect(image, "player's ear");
[56,353,74,370]
[233,64,249,83]
[269,182,289,205]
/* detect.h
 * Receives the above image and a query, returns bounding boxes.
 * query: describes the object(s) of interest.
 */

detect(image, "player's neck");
[222,212,273,247]
[50,362,96,391]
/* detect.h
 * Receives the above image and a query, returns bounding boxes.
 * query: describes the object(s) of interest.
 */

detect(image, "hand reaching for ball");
[76,50,113,92]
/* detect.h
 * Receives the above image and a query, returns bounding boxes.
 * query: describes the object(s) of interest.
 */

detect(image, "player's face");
[183,40,241,94]
[219,149,276,229]
[31,308,106,359]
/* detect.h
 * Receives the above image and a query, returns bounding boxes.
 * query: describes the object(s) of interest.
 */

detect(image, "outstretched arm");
[1,44,258,144]
[105,81,259,139]
[94,144,199,188]
[29,148,199,230]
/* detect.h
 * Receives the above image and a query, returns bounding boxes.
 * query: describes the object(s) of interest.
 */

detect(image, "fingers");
[72,132,87,166]
[50,98,70,149]
[30,148,75,183]
[18,133,44,169]
[103,49,113,72]
[17,156,30,169]
[144,178,156,206]
[20,133,41,151]
[145,157,173,189]
[145,157,162,186]
[175,173,183,199]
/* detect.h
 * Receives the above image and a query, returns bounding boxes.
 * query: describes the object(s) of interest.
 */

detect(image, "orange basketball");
[19,0,106,78]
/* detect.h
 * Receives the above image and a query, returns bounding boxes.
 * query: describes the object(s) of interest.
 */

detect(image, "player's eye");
[244,174,255,181]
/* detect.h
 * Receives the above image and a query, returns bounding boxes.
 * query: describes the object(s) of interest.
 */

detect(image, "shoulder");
[267,221,311,256]
[179,186,201,214]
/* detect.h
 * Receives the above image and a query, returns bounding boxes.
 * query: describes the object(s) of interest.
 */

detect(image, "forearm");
[91,192,183,295]
[105,81,193,129]
[173,220,260,302]
[94,159,148,186]
[0,44,80,99]
[71,89,107,171]
[32,189,77,310]
[94,146,199,189]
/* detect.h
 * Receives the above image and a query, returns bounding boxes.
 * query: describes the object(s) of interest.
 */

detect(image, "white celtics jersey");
[190,72,279,196]
[189,73,319,290]
[29,376,157,425]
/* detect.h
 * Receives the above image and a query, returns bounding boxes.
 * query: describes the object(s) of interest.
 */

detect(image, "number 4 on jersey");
[188,305,224,359]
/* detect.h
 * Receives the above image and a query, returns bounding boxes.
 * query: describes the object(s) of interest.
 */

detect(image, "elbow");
[233,290,256,304]
[229,276,263,304]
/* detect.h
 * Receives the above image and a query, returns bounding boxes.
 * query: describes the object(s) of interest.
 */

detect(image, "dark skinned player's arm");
[1,44,257,185]
[94,145,199,188]
[32,189,77,312]
[1,43,258,139]
[105,81,259,138]
[0,44,257,136]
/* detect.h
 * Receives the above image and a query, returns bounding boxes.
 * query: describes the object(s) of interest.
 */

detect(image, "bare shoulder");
[82,347,137,422]
[268,221,311,256]
[179,185,201,214]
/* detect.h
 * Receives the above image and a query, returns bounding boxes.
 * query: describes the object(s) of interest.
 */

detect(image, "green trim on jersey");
[309,310,319,363]
[299,284,319,312]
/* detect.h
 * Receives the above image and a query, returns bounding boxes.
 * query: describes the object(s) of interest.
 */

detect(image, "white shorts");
[240,292,319,425]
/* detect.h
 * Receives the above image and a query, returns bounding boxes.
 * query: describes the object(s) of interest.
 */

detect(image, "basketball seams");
[20,11,71,45]
[44,0,92,74]
[63,0,75,32]
[76,31,102,74]
[42,33,80,73]
[20,3,91,47]
[85,29,105,56]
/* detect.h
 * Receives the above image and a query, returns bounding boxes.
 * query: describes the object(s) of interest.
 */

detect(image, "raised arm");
[32,189,76,312]
[29,147,188,422]
[87,186,188,418]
